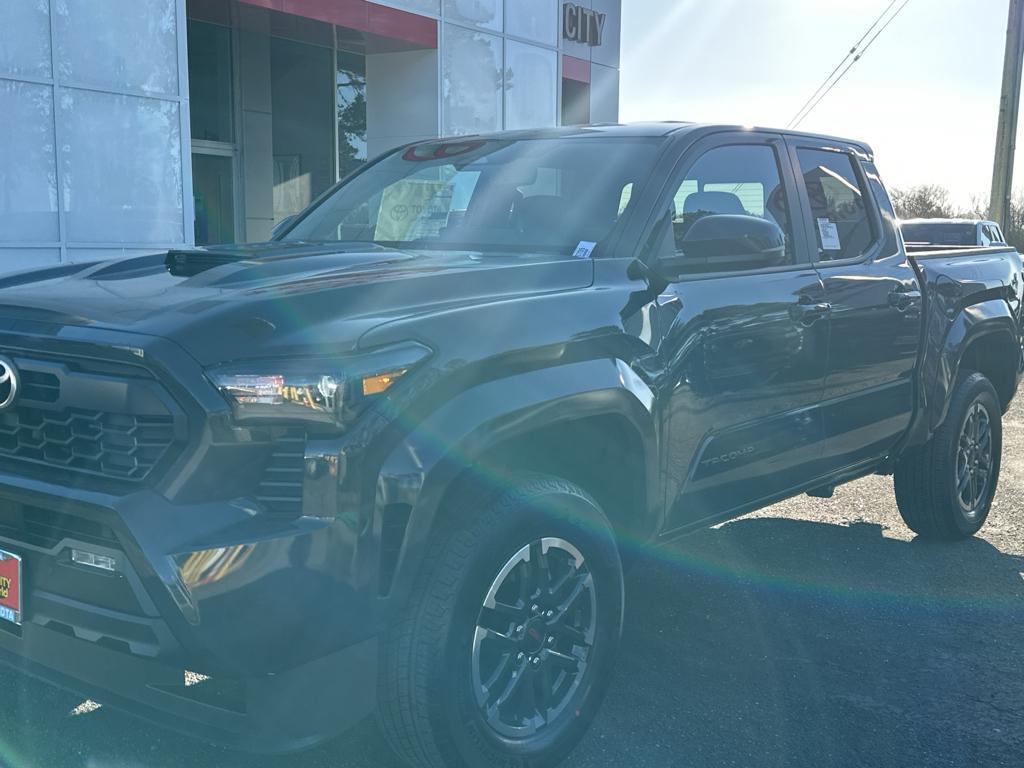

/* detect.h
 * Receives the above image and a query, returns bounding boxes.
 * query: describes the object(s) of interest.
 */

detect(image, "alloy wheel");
[471,537,598,740]
[956,400,993,518]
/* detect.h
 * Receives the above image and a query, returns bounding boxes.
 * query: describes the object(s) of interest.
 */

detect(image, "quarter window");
[797,148,874,262]
[648,143,798,274]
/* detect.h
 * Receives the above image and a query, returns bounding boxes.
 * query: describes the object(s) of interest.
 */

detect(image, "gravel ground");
[2,404,1023,768]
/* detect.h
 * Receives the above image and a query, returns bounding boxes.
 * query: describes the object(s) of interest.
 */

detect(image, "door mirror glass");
[657,213,788,277]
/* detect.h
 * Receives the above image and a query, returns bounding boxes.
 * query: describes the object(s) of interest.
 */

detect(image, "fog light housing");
[71,549,118,573]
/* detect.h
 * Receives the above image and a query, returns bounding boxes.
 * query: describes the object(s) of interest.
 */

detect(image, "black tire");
[377,474,624,768]
[894,371,1002,540]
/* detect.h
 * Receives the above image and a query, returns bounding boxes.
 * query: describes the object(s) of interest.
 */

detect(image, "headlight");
[206,342,430,429]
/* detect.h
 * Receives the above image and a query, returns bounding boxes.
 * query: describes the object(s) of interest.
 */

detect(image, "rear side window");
[797,149,875,262]
[983,224,1003,245]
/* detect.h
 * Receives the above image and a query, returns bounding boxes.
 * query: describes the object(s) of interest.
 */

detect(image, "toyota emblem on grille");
[0,357,20,411]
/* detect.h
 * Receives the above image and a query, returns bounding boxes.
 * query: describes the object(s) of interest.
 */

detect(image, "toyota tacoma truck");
[0,124,1021,768]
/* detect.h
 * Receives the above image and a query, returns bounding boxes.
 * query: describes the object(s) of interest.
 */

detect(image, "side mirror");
[656,214,788,278]
[271,214,298,240]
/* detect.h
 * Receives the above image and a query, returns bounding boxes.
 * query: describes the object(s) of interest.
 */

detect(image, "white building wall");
[0,0,193,273]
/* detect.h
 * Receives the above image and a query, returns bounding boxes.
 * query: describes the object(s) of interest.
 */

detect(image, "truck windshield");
[901,222,977,246]
[280,137,660,254]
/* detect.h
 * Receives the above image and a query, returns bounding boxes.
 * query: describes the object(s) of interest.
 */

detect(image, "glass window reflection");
[0,0,52,79]
[337,50,367,180]
[444,0,503,32]
[443,24,503,135]
[56,0,179,96]
[187,20,233,143]
[60,90,184,243]
[505,41,556,130]
[505,0,556,46]
[0,81,59,242]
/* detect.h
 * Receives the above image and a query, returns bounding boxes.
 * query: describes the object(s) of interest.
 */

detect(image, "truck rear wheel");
[894,372,1002,540]
[377,474,624,768]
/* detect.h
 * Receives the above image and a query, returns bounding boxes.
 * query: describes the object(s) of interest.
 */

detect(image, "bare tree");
[890,184,958,220]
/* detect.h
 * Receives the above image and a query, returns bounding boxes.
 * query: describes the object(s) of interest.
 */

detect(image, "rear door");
[637,132,831,532]
[787,141,921,474]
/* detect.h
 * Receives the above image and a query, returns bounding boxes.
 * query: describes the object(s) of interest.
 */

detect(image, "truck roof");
[425,122,875,159]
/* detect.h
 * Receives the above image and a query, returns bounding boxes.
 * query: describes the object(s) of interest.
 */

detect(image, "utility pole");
[990,0,1024,228]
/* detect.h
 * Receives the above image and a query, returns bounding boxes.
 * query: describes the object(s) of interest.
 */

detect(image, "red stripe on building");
[562,54,591,84]
[238,0,437,49]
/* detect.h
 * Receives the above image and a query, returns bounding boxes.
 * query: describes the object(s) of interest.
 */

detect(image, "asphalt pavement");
[2,403,1023,768]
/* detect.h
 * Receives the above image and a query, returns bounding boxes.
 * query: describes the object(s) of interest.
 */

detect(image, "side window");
[797,148,875,262]
[980,225,992,246]
[647,143,798,274]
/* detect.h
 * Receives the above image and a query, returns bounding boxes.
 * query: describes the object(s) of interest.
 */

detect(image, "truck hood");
[0,242,593,366]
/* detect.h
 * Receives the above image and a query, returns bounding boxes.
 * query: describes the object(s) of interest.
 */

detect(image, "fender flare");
[926,299,1020,433]
[374,358,659,607]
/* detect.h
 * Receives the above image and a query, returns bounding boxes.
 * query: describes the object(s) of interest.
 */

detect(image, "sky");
[619,0,1012,208]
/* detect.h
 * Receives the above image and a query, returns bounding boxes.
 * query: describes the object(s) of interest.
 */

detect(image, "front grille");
[19,370,59,403]
[0,351,186,489]
[256,431,306,517]
[0,407,176,482]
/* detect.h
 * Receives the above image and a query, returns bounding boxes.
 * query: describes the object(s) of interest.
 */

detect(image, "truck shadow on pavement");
[1,517,1022,768]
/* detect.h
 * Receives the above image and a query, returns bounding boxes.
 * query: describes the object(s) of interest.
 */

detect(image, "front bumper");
[0,475,380,753]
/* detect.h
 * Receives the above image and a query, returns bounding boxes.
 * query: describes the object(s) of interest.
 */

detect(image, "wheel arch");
[929,299,1021,432]
[375,359,659,611]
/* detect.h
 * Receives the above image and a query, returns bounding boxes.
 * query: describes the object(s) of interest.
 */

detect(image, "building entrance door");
[191,144,236,246]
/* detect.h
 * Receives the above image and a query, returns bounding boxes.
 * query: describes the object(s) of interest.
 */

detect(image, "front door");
[639,134,830,533]
[789,144,920,473]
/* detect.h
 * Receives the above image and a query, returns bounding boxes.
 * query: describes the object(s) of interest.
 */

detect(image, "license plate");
[0,549,21,626]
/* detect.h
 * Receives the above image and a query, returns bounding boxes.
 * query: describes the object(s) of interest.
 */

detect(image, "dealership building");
[0,0,621,273]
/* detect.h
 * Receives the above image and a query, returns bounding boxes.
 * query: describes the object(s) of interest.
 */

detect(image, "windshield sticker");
[817,218,842,251]
[375,180,451,241]
[573,241,598,259]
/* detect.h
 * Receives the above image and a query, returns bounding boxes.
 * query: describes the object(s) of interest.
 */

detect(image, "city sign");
[563,3,606,47]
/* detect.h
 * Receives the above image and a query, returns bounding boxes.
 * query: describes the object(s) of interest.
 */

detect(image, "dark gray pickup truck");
[0,123,1020,768]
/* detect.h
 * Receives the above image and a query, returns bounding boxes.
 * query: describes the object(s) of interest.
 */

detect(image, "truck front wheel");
[894,372,1002,540]
[377,474,624,768]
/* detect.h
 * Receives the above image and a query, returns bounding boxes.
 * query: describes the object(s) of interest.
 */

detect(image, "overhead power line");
[786,0,900,129]
[787,0,912,130]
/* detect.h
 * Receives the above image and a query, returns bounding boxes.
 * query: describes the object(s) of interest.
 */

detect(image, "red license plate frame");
[0,549,22,626]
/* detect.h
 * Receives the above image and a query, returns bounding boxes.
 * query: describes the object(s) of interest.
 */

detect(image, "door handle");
[889,289,922,311]
[790,300,832,326]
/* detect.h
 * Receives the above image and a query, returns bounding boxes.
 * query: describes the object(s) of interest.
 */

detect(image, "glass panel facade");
[187,20,233,143]
[0,0,52,79]
[60,89,183,243]
[270,36,335,224]
[55,0,179,96]
[590,62,619,123]
[444,0,502,32]
[505,0,556,46]
[0,81,59,242]
[443,24,502,135]
[192,154,235,245]
[375,0,440,15]
[0,249,61,270]
[505,41,556,130]
[337,50,367,180]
